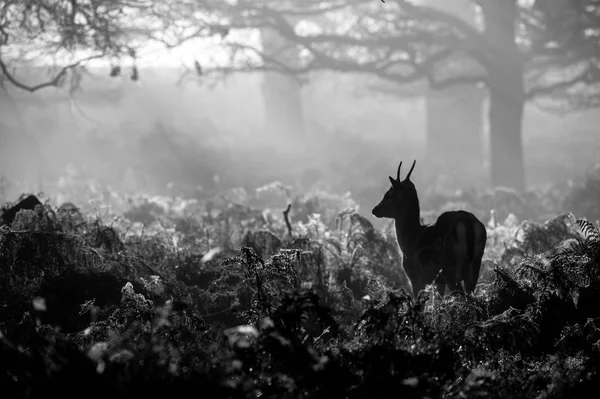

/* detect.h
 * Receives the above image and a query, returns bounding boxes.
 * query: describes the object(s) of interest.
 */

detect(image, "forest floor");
[1,163,600,398]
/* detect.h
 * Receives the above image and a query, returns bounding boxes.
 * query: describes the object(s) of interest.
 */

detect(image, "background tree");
[0,0,223,92]
[205,0,600,192]
[421,0,485,190]
[0,0,221,191]
[261,20,307,143]
[3,0,599,194]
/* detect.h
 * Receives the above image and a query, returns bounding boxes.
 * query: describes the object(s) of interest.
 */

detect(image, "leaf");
[201,246,221,263]
[573,219,599,242]
[109,65,121,77]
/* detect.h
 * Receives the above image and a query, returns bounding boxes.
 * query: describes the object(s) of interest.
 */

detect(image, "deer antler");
[405,160,416,181]
[396,161,403,181]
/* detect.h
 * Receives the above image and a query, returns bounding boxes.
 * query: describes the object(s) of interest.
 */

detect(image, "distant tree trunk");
[260,25,306,142]
[423,0,485,189]
[425,85,486,188]
[487,80,526,192]
[480,0,526,192]
[0,92,46,195]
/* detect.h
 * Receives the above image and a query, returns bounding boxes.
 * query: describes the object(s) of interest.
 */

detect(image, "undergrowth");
[1,182,599,399]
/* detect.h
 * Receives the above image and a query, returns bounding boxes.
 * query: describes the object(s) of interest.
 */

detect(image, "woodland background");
[1,0,600,398]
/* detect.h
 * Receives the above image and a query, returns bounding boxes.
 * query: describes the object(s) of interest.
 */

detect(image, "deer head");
[372,160,419,221]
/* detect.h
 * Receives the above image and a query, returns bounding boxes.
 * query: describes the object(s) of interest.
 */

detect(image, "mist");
[1,66,598,222]
[4,1,600,396]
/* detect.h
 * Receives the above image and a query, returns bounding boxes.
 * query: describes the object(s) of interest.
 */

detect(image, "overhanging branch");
[429,74,487,90]
[526,61,600,100]
[0,53,105,92]
[205,37,488,94]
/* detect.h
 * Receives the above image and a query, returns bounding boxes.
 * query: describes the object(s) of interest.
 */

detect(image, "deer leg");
[444,267,463,294]
[464,258,482,294]
[450,222,468,295]
[464,219,487,294]
[464,233,486,294]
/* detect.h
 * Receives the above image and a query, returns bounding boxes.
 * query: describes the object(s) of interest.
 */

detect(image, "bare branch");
[2,0,598,110]
[283,203,293,238]
[0,53,105,92]
[213,0,600,109]
[527,62,598,100]
[194,0,492,99]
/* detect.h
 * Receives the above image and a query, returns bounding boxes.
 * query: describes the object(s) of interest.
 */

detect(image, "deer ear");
[389,176,397,186]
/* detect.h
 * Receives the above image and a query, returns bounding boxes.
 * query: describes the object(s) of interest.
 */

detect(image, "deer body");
[372,160,487,297]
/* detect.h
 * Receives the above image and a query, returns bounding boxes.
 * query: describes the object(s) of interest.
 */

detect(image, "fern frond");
[562,262,591,288]
[573,219,600,242]
[324,236,343,256]
[548,237,589,260]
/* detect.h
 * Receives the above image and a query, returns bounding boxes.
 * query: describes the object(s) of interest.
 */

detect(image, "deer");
[372,160,487,298]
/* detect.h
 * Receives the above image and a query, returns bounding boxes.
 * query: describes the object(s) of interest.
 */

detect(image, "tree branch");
[526,61,600,100]
[0,53,105,92]
[198,0,492,97]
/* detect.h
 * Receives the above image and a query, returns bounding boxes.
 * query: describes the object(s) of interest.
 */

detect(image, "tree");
[261,21,307,142]
[0,0,222,92]
[3,1,599,192]
[421,0,485,190]
[205,0,600,191]
[0,0,223,193]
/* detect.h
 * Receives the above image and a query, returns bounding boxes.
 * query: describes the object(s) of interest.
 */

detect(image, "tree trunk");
[481,0,526,192]
[0,91,46,195]
[260,26,306,143]
[261,72,305,139]
[487,82,526,191]
[423,0,485,190]
[425,85,486,189]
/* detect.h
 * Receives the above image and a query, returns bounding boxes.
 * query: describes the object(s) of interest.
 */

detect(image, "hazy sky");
[89,30,262,69]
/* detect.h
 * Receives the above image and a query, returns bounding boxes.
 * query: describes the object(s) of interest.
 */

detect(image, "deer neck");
[394,203,422,258]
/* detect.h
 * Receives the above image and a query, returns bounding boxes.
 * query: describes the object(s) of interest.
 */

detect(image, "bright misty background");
[0,0,599,225]
[5,2,600,396]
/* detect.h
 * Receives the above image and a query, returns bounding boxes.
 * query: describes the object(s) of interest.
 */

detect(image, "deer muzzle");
[372,204,384,218]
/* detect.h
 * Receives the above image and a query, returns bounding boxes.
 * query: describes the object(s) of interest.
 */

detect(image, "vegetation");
[1,166,600,398]
[2,1,600,397]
